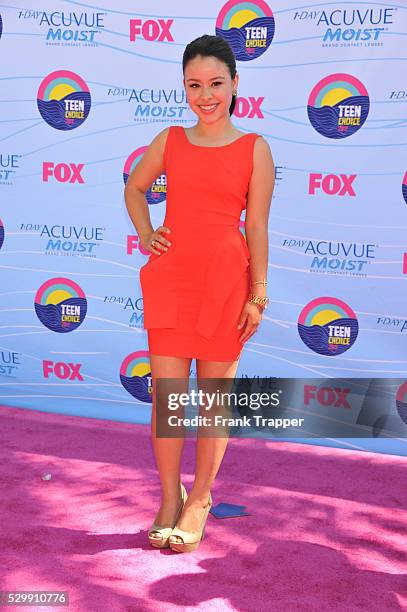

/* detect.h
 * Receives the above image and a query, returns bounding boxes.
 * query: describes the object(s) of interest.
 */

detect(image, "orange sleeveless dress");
[139,125,261,361]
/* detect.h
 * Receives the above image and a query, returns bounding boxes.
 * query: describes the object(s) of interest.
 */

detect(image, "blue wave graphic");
[0,225,4,250]
[308,95,369,139]
[123,173,165,205]
[216,17,275,62]
[396,400,407,425]
[34,297,87,333]
[298,317,359,356]
[146,186,165,206]
[37,91,91,131]
[120,373,152,403]
[402,183,407,205]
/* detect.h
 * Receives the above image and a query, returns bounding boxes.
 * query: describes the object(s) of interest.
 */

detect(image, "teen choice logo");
[120,351,152,402]
[298,297,358,356]
[403,171,407,205]
[123,148,166,205]
[0,219,4,250]
[216,0,275,61]
[37,70,91,130]
[34,277,87,333]
[307,73,369,139]
[396,382,407,426]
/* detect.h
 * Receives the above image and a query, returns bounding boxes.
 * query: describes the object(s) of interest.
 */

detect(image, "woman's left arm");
[238,136,275,343]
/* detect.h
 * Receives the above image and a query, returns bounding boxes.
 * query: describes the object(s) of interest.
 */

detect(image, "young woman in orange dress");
[125,34,275,553]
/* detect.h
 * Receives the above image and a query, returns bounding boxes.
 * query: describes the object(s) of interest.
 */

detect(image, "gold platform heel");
[169,492,212,553]
[148,483,187,549]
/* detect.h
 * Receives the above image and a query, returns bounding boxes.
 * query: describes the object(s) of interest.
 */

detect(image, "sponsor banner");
[0,1,406,456]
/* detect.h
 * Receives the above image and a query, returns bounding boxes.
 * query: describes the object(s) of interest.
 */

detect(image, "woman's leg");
[170,357,240,541]
[149,354,192,540]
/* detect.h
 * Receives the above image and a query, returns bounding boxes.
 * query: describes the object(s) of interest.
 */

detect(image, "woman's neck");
[192,117,236,139]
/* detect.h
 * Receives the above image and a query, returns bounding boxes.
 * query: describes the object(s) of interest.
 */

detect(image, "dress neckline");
[180,126,253,149]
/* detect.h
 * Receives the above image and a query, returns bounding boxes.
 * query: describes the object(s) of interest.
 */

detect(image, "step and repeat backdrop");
[1,1,406,454]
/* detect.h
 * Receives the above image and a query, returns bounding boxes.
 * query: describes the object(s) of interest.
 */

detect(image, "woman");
[125,34,274,553]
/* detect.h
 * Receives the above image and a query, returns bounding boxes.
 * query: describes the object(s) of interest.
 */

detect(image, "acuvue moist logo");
[307,73,369,138]
[106,86,264,122]
[37,70,91,130]
[0,153,22,185]
[0,350,22,379]
[396,382,407,426]
[104,293,144,328]
[0,219,4,249]
[293,6,397,47]
[18,9,106,46]
[282,238,377,277]
[35,277,87,333]
[0,14,2,40]
[298,297,358,355]
[123,149,166,205]
[403,171,407,205]
[216,0,275,61]
[120,351,152,402]
[390,89,407,101]
[19,223,105,258]
[376,315,407,335]
[107,87,189,122]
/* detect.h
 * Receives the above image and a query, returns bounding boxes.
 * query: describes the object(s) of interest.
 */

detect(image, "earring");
[232,90,237,96]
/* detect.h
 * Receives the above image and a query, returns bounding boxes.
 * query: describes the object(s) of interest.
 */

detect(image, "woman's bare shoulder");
[253,133,270,148]
[253,134,273,161]
[150,126,170,144]
[149,125,180,151]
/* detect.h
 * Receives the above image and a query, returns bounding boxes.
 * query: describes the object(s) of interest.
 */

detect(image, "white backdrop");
[0,1,406,455]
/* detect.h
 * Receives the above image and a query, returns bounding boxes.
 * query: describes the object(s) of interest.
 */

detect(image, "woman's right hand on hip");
[144,226,172,255]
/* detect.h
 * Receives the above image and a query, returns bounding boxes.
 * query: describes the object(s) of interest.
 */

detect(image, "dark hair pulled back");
[182,34,237,116]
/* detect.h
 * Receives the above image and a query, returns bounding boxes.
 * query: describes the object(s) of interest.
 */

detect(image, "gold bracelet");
[248,294,270,310]
[251,280,268,287]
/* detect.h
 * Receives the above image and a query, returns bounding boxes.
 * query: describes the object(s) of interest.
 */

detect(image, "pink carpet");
[0,405,406,612]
